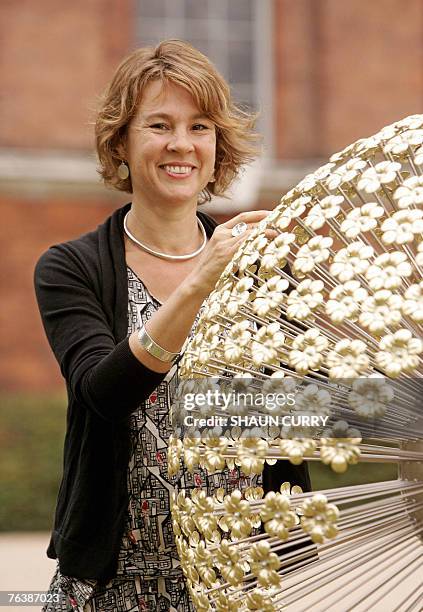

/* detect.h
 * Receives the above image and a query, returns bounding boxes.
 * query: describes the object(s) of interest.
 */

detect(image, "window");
[136,0,272,138]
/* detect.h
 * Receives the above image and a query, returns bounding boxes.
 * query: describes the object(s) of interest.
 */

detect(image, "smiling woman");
[95,40,259,201]
[33,40,302,612]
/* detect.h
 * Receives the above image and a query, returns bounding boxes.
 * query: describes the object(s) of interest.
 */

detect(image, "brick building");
[1,0,422,391]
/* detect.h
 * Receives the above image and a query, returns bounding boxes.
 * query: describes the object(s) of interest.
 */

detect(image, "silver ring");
[231,222,248,237]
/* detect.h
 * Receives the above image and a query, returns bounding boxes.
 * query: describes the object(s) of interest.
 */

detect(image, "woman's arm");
[129,211,268,372]
[34,244,167,422]
[34,211,271,422]
[129,210,273,372]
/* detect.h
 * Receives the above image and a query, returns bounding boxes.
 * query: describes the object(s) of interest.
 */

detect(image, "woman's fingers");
[191,210,278,294]
[224,209,271,229]
[213,210,272,242]
[222,211,278,244]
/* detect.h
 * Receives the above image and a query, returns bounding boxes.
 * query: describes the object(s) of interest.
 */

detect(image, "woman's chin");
[159,188,201,207]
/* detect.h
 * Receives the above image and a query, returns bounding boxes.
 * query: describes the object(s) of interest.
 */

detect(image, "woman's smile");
[125,80,216,209]
[159,163,196,178]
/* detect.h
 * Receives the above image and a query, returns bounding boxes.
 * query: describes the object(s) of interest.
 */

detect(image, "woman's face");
[125,80,216,209]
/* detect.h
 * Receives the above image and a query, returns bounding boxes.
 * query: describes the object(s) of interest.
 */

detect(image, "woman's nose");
[167,129,194,153]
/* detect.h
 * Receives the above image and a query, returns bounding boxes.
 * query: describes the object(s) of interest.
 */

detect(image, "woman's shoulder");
[34,203,129,282]
[34,227,102,284]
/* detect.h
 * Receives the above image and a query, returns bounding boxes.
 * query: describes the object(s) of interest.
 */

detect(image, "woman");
[35,40,311,611]
[34,39,268,611]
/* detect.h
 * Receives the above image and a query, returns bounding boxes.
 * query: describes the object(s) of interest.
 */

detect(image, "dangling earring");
[117,161,129,180]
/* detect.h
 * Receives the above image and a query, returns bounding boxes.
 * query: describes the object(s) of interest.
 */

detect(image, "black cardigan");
[34,202,311,582]
[34,203,217,581]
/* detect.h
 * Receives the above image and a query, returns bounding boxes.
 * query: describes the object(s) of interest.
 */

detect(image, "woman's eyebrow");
[143,112,209,121]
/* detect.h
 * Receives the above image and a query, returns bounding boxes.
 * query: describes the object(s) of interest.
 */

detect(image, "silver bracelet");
[137,325,180,363]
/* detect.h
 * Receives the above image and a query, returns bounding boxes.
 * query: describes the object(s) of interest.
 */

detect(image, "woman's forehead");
[138,80,204,116]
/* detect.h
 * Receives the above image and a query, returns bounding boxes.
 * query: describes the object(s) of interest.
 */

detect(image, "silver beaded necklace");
[123,212,207,261]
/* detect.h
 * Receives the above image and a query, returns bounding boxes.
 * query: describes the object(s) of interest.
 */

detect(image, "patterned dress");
[43,267,253,612]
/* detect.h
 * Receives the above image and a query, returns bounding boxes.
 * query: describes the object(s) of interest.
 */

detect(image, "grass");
[310,460,396,492]
[0,392,67,531]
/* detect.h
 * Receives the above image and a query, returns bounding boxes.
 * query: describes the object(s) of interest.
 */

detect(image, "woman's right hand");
[130,210,276,373]
[188,210,274,297]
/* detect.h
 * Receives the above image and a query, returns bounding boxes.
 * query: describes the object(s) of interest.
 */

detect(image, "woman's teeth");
[163,166,193,174]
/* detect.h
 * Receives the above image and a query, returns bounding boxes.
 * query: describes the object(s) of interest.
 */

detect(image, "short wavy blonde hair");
[95,39,260,202]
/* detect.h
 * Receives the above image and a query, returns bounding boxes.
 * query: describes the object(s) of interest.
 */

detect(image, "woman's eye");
[192,124,209,131]
[151,123,169,130]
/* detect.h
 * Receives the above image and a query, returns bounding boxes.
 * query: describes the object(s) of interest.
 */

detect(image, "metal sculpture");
[169,115,423,611]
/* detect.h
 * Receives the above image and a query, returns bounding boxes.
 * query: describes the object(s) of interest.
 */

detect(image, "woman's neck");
[127,199,203,255]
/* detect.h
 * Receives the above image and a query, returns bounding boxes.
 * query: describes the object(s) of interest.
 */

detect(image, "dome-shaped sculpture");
[169,115,423,611]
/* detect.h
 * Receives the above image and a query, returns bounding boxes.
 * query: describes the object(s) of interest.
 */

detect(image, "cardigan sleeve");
[34,246,167,422]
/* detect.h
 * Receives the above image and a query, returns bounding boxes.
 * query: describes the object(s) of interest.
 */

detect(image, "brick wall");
[0,0,134,391]
[275,0,423,158]
[0,195,120,391]
[0,0,133,150]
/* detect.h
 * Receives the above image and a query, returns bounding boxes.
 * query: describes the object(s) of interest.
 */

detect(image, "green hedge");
[310,459,396,491]
[0,393,67,531]
[0,393,397,531]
